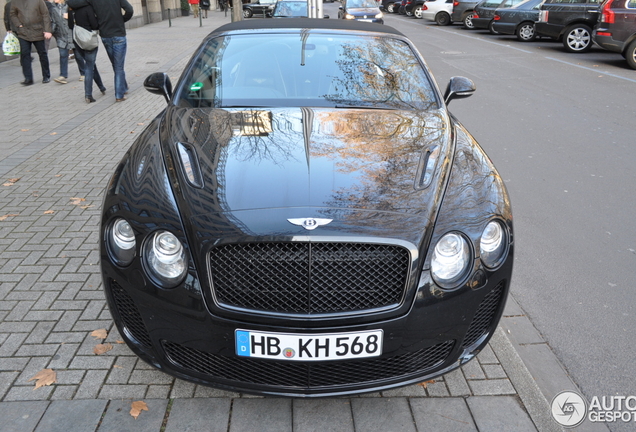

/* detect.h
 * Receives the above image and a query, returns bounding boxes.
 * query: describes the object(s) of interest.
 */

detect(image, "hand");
[44,32,52,39]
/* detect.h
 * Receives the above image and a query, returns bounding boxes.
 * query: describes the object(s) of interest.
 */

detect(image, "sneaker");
[85,96,96,103]
[100,88,106,95]
[79,76,85,82]
[54,76,68,84]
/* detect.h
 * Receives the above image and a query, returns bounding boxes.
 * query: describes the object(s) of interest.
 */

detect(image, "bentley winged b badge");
[287,218,333,231]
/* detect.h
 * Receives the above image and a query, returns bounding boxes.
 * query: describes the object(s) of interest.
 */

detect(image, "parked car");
[593,0,636,68]
[451,0,480,28]
[399,0,414,14]
[413,0,427,18]
[536,0,601,52]
[271,0,329,17]
[421,0,455,24]
[108,18,514,397]
[383,0,402,12]
[339,0,385,23]
[242,0,276,18]
[472,0,526,33]
[491,0,544,41]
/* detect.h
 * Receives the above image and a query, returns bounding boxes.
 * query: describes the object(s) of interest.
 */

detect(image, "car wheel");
[436,12,451,26]
[387,3,395,12]
[406,8,414,16]
[414,5,423,18]
[626,40,636,70]
[243,8,253,18]
[563,24,592,53]
[462,12,474,29]
[516,22,535,42]
[488,20,499,35]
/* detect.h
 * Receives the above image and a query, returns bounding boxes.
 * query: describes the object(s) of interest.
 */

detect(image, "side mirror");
[144,72,173,104]
[443,76,475,105]
[324,14,330,18]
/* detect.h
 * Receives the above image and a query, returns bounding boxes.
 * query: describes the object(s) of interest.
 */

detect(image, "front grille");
[462,281,505,349]
[162,340,454,388]
[110,281,152,348]
[209,242,410,315]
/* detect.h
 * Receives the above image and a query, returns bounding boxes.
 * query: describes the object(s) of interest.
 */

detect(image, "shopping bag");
[3,33,20,56]
[73,25,99,51]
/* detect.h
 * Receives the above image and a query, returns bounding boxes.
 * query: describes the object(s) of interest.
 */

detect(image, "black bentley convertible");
[101,19,514,397]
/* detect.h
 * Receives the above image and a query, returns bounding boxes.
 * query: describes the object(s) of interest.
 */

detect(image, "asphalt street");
[378,10,636,432]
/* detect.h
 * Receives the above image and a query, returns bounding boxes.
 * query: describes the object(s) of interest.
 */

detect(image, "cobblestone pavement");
[0,12,572,432]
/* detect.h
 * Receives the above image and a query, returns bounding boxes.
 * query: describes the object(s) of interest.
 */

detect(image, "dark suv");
[536,0,601,52]
[593,0,636,68]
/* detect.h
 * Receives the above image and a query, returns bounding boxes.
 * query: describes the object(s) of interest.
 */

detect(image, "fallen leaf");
[130,401,149,419]
[43,210,55,215]
[130,131,136,134]
[0,214,20,221]
[21,128,29,132]
[91,329,108,339]
[2,178,20,186]
[93,343,113,355]
[50,132,57,135]
[137,123,145,126]
[113,364,123,369]
[55,174,62,177]
[116,340,124,344]
[69,197,86,206]
[28,369,57,389]
[80,205,94,209]
[417,379,436,389]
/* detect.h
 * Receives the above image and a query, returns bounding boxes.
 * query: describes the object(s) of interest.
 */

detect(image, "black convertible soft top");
[211,18,405,37]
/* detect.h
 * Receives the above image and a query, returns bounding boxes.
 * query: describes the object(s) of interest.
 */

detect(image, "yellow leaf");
[21,129,29,132]
[116,340,125,344]
[50,132,57,135]
[130,401,149,419]
[91,329,108,339]
[93,343,113,355]
[417,379,435,389]
[69,197,86,206]
[44,210,55,215]
[28,369,57,389]
[0,214,19,221]
[2,177,20,186]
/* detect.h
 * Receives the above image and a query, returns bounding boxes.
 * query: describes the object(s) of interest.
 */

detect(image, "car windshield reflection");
[177,33,438,110]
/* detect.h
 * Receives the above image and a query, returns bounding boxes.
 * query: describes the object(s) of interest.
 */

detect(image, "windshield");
[177,32,438,110]
[273,1,308,16]
[347,0,380,8]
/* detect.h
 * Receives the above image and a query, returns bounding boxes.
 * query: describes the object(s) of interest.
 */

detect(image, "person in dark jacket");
[50,0,73,83]
[67,0,133,101]
[4,0,15,33]
[67,2,105,102]
[10,0,53,85]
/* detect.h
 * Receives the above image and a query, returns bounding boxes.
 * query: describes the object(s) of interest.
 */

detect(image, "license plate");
[235,329,383,361]
[359,19,372,22]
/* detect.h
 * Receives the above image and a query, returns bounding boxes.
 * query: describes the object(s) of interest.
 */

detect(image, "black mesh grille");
[110,281,152,348]
[462,282,505,349]
[162,339,454,388]
[209,242,410,314]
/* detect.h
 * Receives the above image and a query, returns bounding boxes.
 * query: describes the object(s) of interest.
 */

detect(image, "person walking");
[189,0,199,18]
[200,0,210,18]
[67,0,133,102]
[68,2,106,102]
[9,0,53,85]
[50,0,73,84]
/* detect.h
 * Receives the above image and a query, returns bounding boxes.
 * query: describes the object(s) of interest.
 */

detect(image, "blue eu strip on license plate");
[235,329,383,361]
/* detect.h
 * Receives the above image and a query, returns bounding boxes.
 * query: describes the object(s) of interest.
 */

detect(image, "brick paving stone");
[69,355,115,370]
[128,370,175,386]
[146,385,171,399]
[105,356,137,385]
[194,385,240,398]
[410,397,478,432]
[351,398,416,432]
[170,379,196,399]
[0,372,19,400]
[98,399,169,432]
[164,398,231,432]
[466,396,537,432]
[230,398,293,432]
[74,370,108,400]
[381,383,427,397]
[47,343,80,370]
[293,399,355,432]
[0,357,29,371]
[34,399,107,432]
[24,321,55,344]
[444,368,472,397]
[4,385,54,402]
[482,363,508,380]
[98,384,148,400]
[0,401,49,432]
[468,378,517,396]
[51,385,78,400]
[462,359,486,380]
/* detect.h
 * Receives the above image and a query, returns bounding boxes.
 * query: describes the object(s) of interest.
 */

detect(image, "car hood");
[159,106,452,243]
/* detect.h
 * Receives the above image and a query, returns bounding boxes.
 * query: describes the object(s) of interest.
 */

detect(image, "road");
[323,5,636,431]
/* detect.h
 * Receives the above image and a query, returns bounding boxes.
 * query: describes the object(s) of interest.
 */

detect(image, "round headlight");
[144,231,187,287]
[107,218,136,266]
[431,232,471,288]
[480,220,508,269]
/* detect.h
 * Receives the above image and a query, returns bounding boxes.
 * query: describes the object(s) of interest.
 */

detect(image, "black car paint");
[101,20,513,397]
[472,0,525,30]
[491,0,544,40]
[536,0,601,42]
[593,0,636,68]
[242,0,276,18]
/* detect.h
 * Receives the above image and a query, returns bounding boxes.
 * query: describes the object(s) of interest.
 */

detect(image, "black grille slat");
[462,282,505,349]
[162,340,454,388]
[210,242,410,315]
[110,281,153,348]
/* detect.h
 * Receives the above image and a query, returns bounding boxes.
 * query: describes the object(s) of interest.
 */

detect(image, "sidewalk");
[0,12,593,432]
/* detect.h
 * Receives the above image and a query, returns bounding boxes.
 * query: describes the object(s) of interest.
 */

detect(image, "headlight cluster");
[431,220,509,289]
[106,218,188,288]
[345,13,355,19]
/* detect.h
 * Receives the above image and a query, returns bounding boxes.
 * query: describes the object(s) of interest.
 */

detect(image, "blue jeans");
[101,36,128,99]
[82,47,106,97]
[18,38,50,81]
[58,47,69,78]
